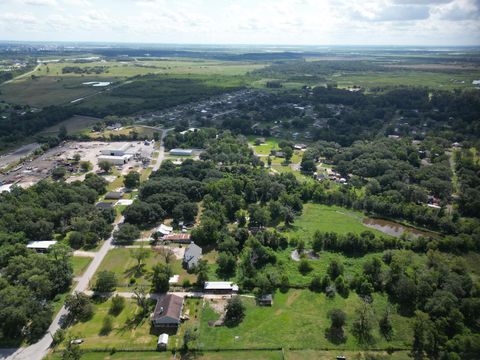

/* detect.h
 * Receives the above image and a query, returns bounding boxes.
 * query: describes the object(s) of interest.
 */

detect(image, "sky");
[0,0,479,46]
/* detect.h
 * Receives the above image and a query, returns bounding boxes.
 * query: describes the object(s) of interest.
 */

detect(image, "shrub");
[109,295,125,316]
[298,259,313,275]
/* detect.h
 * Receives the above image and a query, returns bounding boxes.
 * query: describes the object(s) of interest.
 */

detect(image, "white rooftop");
[158,333,169,345]
[204,281,239,291]
[157,224,173,235]
[0,184,14,193]
[27,240,57,249]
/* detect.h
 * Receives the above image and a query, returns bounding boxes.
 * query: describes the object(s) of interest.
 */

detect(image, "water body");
[363,218,434,238]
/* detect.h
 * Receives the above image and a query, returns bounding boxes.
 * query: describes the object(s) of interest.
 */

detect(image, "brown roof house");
[151,294,184,333]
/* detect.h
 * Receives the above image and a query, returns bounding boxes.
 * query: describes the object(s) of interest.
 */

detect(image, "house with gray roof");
[183,242,202,270]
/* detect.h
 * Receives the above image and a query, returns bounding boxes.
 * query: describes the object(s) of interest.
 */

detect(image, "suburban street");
[0,127,170,360]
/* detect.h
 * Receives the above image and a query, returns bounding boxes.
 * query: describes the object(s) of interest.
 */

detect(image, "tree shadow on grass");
[124,264,146,279]
[324,327,347,345]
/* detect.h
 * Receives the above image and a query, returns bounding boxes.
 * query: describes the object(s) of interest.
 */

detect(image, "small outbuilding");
[157,333,169,351]
[157,224,173,236]
[162,233,191,244]
[27,240,57,253]
[204,281,239,294]
[258,294,273,306]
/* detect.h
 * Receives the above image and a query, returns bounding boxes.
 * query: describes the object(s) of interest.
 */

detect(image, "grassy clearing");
[285,350,411,360]
[199,290,412,351]
[249,137,280,155]
[62,298,157,350]
[334,70,480,91]
[277,248,387,287]
[86,126,157,140]
[40,115,101,136]
[0,76,116,107]
[287,204,384,239]
[94,247,196,290]
[71,256,93,277]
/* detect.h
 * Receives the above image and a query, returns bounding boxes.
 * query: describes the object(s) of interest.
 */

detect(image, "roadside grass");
[71,256,93,277]
[199,290,412,350]
[94,247,196,290]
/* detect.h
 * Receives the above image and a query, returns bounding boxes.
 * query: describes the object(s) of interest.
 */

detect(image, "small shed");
[157,333,169,351]
[258,294,273,306]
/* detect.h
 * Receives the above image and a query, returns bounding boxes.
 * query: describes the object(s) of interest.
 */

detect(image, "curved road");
[1,126,169,360]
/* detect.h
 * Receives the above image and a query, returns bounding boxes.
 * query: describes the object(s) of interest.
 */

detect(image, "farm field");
[39,115,101,136]
[0,75,118,107]
[0,59,263,107]
[199,290,412,350]
[94,247,196,290]
[334,69,480,91]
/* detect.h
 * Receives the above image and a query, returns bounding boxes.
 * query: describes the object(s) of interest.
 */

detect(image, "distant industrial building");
[100,143,131,156]
[97,154,132,165]
[169,148,193,156]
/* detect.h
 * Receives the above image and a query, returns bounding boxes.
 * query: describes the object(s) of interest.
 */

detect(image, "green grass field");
[0,75,117,107]
[334,69,480,91]
[40,115,101,137]
[287,204,385,239]
[94,247,195,290]
[62,298,157,350]
[0,58,263,107]
[71,256,93,277]
[199,290,412,350]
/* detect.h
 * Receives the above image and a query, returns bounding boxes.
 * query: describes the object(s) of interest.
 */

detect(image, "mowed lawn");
[71,256,92,277]
[287,204,385,240]
[63,298,157,350]
[199,290,412,350]
[94,247,196,290]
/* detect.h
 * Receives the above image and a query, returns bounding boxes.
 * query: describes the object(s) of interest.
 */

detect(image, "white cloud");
[0,0,478,45]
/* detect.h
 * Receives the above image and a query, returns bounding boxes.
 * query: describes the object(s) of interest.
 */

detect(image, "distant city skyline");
[1,0,479,46]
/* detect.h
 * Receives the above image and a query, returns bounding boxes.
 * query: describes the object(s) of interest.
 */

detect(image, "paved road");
[151,127,172,172]
[1,130,170,360]
[1,216,124,360]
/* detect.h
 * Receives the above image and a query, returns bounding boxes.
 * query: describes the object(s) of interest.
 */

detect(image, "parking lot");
[0,140,155,188]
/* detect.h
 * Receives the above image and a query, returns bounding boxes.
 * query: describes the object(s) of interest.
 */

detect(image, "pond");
[362,218,435,238]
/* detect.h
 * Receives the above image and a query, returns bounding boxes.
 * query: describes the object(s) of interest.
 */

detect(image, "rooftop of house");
[152,294,184,324]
